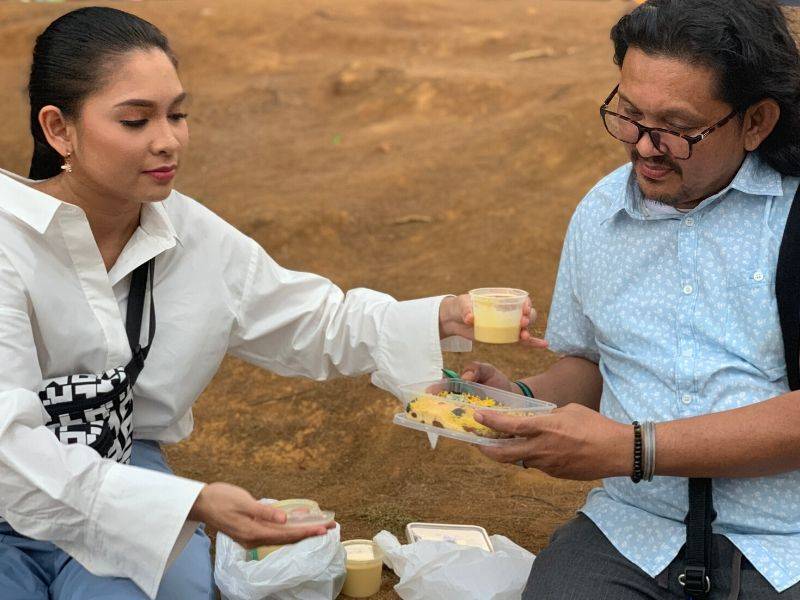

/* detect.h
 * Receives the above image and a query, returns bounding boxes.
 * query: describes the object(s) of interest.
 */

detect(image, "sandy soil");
[3,1,794,597]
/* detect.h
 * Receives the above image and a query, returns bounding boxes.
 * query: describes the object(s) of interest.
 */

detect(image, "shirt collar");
[140,197,182,246]
[0,167,181,245]
[0,167,62,234]
[602,152,784,224]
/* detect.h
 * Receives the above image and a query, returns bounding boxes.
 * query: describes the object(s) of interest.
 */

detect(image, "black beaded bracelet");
[514,380,534,398]
[631,421,643,483]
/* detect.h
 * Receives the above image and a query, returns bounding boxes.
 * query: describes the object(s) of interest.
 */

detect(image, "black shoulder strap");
[124,259,156,387]
[681,478,714,598]
[776,183,800,391]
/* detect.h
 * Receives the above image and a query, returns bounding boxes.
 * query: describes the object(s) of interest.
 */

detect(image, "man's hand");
[438,295,548,347]
[188,483,333,549]
[459,361,515,392]
[474,404,632,480]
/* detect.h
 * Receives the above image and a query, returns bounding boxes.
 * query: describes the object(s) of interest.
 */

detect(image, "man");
[462,1,800,598]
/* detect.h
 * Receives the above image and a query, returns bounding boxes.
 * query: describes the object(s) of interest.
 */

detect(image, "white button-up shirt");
[0,168,467,598]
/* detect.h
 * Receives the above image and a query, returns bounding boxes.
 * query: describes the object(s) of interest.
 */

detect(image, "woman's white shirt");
[0,169,468,598]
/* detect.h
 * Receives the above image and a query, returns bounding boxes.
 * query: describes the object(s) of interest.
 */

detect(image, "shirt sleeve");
[545,206,601,363]
[228,239,470,396]
[0,249,205,600]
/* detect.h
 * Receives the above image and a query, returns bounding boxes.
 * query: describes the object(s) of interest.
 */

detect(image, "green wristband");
[514,380,534,397]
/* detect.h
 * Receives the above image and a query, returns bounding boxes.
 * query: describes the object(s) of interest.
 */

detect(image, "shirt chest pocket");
[724,267,785,375]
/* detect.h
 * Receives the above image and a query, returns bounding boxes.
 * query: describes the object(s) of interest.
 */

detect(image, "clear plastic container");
[341,539,384,598]
[406,522,494,552]
[247,499,334,560]
[470,287,529,344]
[394,378,555,447]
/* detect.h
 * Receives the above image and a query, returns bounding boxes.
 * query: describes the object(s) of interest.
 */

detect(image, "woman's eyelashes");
[120,119,147,128]
[120,113,188,128]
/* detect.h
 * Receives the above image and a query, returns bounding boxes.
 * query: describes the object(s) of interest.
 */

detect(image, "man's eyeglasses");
[599,85,737,160]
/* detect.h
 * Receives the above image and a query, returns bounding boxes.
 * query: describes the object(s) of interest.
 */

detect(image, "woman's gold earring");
[60,152,73,174]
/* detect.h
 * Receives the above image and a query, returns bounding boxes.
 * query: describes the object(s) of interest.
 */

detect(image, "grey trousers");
[522,513,800,600]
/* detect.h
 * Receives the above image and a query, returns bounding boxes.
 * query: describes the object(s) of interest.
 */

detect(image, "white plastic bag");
[374,530,535,600]
[214,500,346,600]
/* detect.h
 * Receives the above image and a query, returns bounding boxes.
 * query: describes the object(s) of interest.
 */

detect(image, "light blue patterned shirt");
[545,153,800,592]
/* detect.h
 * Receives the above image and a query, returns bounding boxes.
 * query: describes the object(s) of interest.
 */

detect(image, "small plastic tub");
[247,499,334,560]
[469,287,529,344]
[341,539,384,598]
[394,378,555,446]
[406,522,494,552]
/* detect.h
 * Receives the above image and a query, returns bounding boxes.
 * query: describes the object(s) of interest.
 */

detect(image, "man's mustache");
[631,149,682,175]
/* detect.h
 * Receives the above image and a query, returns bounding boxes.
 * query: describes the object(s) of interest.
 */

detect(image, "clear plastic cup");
[341,539,384,598]
[469,288,529,344]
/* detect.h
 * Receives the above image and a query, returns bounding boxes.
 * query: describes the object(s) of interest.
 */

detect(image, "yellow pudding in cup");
[469,288,529,344]
[341,539,384,598]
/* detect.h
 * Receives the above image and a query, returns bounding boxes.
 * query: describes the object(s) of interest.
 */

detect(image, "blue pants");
[0,440,216,599]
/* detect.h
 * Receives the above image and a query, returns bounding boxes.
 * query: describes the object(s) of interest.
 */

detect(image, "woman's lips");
[143,166,176,183]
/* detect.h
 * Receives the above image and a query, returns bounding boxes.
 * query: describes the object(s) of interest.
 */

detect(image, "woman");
[0,6,539,600]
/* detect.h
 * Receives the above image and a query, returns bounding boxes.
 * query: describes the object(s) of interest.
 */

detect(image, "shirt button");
[681,394,693,405]
[753,271,764,282]
[684,217,695,227]
[682,348,694,358]
[683,284,694,295]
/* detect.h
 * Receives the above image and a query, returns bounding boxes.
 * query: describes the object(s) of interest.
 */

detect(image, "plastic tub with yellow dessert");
[246,499,335,561]
[340,539,384,598]
[393,378,555,447]
[469,287,529,344]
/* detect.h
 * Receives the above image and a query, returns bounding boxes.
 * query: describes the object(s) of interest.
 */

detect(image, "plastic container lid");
[469,287,529,304]
[285,510,335,527]
[394,378,555,447]
[342,539,384,565]
[406,522,494,552]
[272,498,319,510]
[271,499,334,528]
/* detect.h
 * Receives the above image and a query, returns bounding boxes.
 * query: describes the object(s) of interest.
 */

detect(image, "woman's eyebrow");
[114,92,187,109]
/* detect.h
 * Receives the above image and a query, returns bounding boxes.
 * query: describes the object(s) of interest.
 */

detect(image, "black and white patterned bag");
[37,259,155,464]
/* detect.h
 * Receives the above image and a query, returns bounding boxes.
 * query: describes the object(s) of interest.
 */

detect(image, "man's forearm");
[655,390,800,478]
[520,355,603,410]
[520,360,800,479]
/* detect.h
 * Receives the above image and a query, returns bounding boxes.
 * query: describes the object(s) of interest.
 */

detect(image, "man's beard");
[631,149,686,207]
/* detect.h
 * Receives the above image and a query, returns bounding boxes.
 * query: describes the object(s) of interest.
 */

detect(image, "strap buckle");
[130,346,146,371]
[678,567,711,595]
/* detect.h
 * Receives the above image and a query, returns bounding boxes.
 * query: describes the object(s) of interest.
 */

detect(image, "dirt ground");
[2,1,796,598]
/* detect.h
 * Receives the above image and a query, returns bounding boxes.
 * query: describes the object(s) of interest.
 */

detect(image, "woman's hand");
[188,482,333,548]
[459,361,515,392]
[438,295,548,347]
[474,404,632,481]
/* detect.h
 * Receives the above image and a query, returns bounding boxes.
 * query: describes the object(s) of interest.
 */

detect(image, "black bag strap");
[776,183,800,392]
[681,478,715,598]
[681,182,800,599]
[124,258,156,387]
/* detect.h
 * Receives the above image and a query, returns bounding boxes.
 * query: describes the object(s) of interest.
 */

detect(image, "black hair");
[611,0,800,176]
[28,7,177,180]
